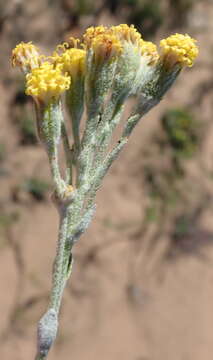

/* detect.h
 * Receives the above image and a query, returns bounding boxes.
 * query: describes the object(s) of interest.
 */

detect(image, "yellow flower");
[111,24,142,48]
[83,26,123,63]
[140,40,159,65]
[64,184,74,199]
[111,25,159,66]
[11,42,41,72]
[53,48,86,80]
[160,33,198,68]
[26,62,71,103]
[83,26,108,48]
[90,33,123,63]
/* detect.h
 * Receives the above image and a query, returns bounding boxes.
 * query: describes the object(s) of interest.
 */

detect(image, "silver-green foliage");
[34,46,183,360]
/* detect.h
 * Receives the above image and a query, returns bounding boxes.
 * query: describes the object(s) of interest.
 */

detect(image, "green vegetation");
[22,177,50,201]
[0,211,19,227]
[0,143,6,163]
[127,0,163,37]
[137,105,210,261]
[0,211,20,248]
[12,81,37,145]
[161,108,200,158]
[168,0,198,26]
[19,115,37,145]
[143,107,201,212]
[66,0,197,35]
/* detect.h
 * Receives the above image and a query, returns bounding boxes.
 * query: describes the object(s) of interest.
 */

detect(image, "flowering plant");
[12,24,198,360]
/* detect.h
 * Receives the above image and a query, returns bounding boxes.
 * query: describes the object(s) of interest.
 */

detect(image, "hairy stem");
[49,206,69,314]
[61,121,73,185]
[35,204,70,360]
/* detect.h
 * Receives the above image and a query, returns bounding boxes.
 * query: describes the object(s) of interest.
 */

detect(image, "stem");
[34,205,70,360]
[66,79,84,158]
[49,205,69,314]
[91,104,124,172]
[70,109,81,157]
[61,122,73,184]
[35,355,46,360]
[86,137,128,208]
[35,101,66,197]
[48,150,65,196]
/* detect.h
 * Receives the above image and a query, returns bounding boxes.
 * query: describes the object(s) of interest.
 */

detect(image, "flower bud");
[11,42,41,73]
[26,62,71,104]
[53,46,86,81]
[160,33,198,69]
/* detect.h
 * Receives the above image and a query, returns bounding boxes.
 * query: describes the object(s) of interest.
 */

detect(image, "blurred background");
[0,0,213,359]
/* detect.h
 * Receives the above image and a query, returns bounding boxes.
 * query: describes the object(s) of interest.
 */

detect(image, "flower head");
[90,33,123,63]
[111,25,159,69]
[11,42,41,72]
[111,24,142,47]
[83,26,123,63]
[53,48,86,80]
[160,33,198,68]
[26,62,71,103]
[140,40,159,65]
[83,26,108,48]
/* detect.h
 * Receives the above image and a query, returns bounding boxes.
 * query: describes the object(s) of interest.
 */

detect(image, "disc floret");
[26,62,71,103]
[160,33,198,68]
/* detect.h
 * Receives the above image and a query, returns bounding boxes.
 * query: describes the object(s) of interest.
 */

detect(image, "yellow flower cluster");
[11,42,41,72]
[83,26,107,47]
[11,26,198,104]
[84,26,123,62]
[140,40,159,64]
[160,33,198,67]
[26,62,71,102]
[111,24,142,47]
[83,24,159,64]
[90,33,123,62]
[53,48,86,79]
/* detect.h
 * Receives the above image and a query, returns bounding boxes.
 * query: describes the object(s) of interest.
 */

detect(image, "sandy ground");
[1,1,213,359]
